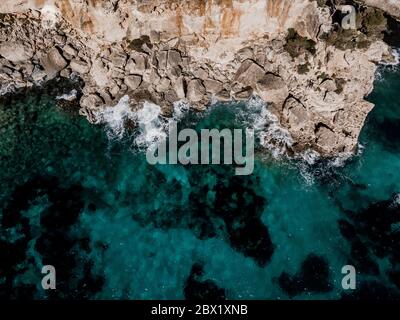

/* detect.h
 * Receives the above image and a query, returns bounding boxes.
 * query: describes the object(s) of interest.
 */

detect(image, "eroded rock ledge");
[0,0,399,156]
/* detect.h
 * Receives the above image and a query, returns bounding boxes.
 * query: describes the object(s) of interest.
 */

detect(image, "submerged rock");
[278,254,333,297]
[184,263,226,300]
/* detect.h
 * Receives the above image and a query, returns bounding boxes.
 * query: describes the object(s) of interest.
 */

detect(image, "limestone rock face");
[0,0,398,157]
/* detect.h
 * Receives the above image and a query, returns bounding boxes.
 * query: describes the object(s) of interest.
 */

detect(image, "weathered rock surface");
[40,48,68,79]
[361,0,400,19]
[0,41,33,63]
[256,74,289,107]
[0,0,399,156]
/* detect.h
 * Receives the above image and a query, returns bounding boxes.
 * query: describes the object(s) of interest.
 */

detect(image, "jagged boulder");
[234,60,265,88]
[173,76,186,99]
[40,47,68,79]
[125,75,142,91]
[126,53,146,74]
[315,125,338,152]
[0,41,34,63]
[203,79,223,94]
[256,74,289,106]
[70,59,90,74]
[283,97,309,131]
[156,77,171,93]
[167,50,182,67]
[80,94,103,110]
[187,79,206,102]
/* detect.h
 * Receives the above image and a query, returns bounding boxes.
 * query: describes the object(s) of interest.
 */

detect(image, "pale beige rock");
[284,98,309,132]
[204,79,224,94]
[234,60,265,88]
[173,76,186,99]
[125,75,142,91]
[167,50,182,67]
[0,41,33,63]
[234,87,253,101]
[215,90,231,102]
[361,0,400,19]
[80,94,103,110]
[40,47,68,79]
[316,126,338,153]
[31,66,47,82]
[187,79,206,103]
[63,44,77,57]
[156,77,171,93]
[157,51,168,70]
[256,74,289,106]
[90,59,109,88]
[70,59,89,74]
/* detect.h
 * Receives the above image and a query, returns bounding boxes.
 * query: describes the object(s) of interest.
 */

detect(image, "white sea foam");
[0,83,14,96]
[393,194,400,206]
[382,48,400,66]
[56,89,77,101]
[241,96,293,159]
[40,5,60,29]
[134,101,166,149]
[298,149,320,165]
[93,95,136,139]
[93,95,190,149]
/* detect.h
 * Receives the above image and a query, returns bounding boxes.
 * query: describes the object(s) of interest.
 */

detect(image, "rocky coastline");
[0,0,399,156]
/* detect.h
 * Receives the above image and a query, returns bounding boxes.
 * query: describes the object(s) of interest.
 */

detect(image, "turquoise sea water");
[1,65,400,300]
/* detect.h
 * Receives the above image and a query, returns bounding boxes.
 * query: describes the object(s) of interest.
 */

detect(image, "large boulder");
[283,97,309,131]
[70,59,90,74]
[234,60,265,87]
[125,75,142,91]
[125,53,146,74]
[173,76,186,99]
[315,125,338,153]
[40,47,68,79]
[80,94,103,110]
[187,79,206,102]
[256,74,289,106]
[203,79,223,94]
[167,50,182,67]
[90,58,109,88]
[0,41,34,63]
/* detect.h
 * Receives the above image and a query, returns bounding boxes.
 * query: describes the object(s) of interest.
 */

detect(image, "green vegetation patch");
[284,28,317,59]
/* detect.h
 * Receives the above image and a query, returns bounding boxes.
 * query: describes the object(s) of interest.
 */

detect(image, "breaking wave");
[93,95,190,150]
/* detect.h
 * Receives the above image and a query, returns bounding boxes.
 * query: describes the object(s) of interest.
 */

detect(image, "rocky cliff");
[0,0,399,156]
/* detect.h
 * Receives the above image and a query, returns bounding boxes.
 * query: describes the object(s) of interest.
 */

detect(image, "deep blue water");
[1,66,400,300]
